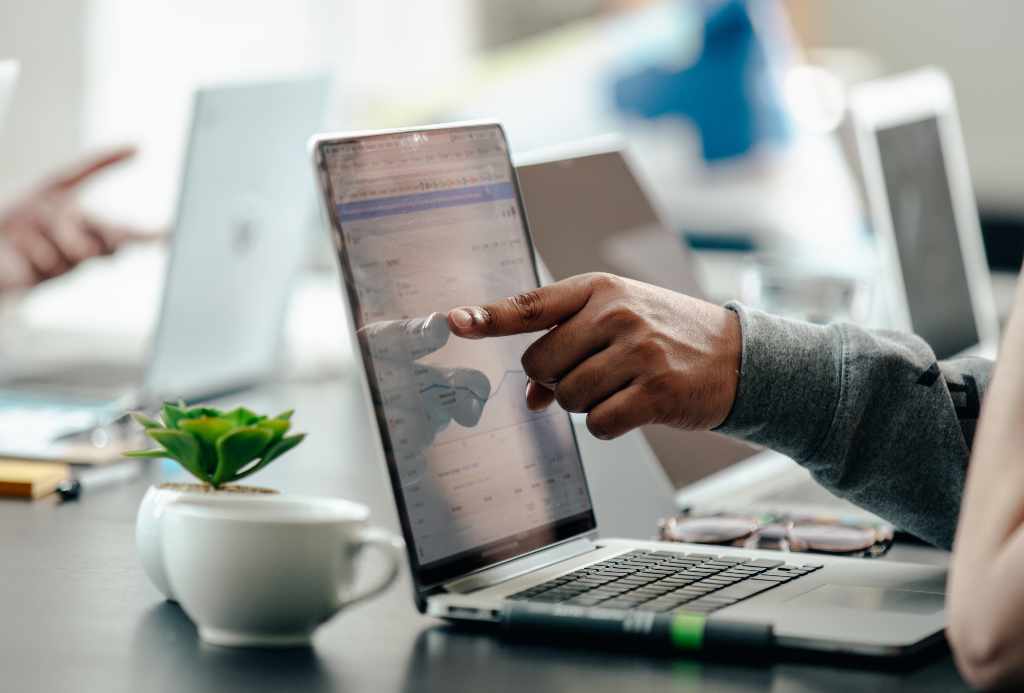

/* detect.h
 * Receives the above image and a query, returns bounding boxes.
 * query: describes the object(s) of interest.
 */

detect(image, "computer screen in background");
[876,117,979,359]
[0,60,18,133]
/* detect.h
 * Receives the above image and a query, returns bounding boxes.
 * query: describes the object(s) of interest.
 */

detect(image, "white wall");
[804,0,1024,213]
[1,0,475,226]
[78,0,474,228]
[0,0,87,202]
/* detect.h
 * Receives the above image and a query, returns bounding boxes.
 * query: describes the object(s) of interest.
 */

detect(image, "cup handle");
[338,525,405,610]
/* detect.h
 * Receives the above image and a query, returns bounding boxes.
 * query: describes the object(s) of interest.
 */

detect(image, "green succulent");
[125,402,306,488]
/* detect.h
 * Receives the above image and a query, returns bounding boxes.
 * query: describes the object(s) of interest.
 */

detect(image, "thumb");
[447,274,594,339]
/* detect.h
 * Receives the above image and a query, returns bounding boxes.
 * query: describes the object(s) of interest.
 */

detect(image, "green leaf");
[213,427,273,486]
[123,449,170,459]
[223,406,261,427]
[179,416,234,447]
[274,409,294,421]
[261,433,305,466]
[179,416,236,477]
[255,417,290,445]
[160,403,188,430]
[131,412,162,429]
[148,429,209,483]
[231,433,306,482]
[182,406,224,420]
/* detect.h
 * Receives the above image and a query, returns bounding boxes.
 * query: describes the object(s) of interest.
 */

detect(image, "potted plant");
[130,402,306,600]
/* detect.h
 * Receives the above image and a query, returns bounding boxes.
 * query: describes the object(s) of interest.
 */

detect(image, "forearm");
[716,303,990,549]
[948,278,1024,690]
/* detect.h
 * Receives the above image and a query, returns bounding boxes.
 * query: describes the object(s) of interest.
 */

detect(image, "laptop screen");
[517,150,706,300]
[875,116,979,359]
[318,124,596,585]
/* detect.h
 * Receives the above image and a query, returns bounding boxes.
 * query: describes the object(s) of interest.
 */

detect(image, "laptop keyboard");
[508,549,822,614]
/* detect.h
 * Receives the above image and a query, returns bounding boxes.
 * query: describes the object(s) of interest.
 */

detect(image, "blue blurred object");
[613,0,789,162]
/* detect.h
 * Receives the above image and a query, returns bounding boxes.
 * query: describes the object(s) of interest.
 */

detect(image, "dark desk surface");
[0,377,969,692]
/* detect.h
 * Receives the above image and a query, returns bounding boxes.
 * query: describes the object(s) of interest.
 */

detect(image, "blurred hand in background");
[0,146,148,292]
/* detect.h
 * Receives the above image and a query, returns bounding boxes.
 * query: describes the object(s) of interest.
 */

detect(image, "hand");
[446,272,741,440]
[0,146,144,291]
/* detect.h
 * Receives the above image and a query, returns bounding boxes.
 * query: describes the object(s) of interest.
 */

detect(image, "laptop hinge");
[442,536,598,595]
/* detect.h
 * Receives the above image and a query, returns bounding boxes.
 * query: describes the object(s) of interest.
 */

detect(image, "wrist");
[708,306,742,429]
[712,303,843,463]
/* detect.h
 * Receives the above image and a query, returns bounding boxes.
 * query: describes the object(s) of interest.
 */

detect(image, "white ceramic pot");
[136,483,278,600]
[161,495,404,647]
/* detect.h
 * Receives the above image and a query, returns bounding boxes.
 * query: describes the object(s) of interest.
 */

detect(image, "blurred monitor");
[850,68,999,359]
[0,75,328,459]
[515,140,757,488]
[515,139,704,298]
[0,60,18,132]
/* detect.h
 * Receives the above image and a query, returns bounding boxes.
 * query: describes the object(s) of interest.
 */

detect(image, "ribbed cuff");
[713,302,843,463]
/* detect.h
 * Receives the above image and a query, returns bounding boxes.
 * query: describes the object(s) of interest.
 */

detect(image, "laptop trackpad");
[786,584,944,614]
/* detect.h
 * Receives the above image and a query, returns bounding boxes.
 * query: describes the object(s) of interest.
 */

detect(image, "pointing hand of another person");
[447,272,742,440]
[0,146,145,291]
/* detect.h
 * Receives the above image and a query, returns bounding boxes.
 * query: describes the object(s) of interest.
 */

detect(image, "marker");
[500,602,774,653]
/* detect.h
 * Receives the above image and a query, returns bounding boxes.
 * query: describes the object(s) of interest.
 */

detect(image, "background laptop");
[312,122,947,658]
[0,76,328,457]
[680,68,998,517]
[0,59,17,132]
[516,141,758,486]
[515,137,704,298]
[850,67,999,360]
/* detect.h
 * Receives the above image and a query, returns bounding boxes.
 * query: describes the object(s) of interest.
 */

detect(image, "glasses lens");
[662,516,759,544]
[788,523,877,553]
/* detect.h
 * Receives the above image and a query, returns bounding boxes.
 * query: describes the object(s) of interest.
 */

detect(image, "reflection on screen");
[877,117,979,359]
[322,126,593,573]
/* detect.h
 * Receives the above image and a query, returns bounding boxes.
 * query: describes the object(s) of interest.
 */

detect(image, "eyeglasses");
[658,510,894,558]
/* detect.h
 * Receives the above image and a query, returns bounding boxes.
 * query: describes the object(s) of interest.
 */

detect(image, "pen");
[57,461,143,501]
[500,601,774,653]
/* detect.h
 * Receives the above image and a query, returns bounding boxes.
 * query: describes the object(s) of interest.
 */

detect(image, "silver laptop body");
[0,76,327,441]
[0,59,17,132]
[849,67,999,362]
[678,69,1000,515]
[312,123,946,659]
[515,137,705,299]
[516,141,759,483]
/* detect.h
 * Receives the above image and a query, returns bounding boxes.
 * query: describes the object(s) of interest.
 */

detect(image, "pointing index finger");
[448,274,595,339]
[48,145,137,192]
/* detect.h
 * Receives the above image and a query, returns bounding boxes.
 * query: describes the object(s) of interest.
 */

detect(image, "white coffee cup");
[160,495,404,647]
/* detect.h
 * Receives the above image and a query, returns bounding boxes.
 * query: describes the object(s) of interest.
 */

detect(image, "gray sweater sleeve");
[714,302,992,549]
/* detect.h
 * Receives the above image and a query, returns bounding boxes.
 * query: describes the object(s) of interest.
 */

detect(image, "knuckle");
[637,337,669,369]
[641,372,675,398]
[587,272,622,293]
[597,303,640,333]
[508,290,544,325]
[475,306,498,332]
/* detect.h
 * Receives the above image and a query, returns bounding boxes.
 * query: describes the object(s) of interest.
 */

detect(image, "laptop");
[0,76,328,458]
[311,121,947,658]
[682,68,1000,516]
[514,137,705,298]
[515,140,759,484]
[0,59,17,132]
[849,67,999,360]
